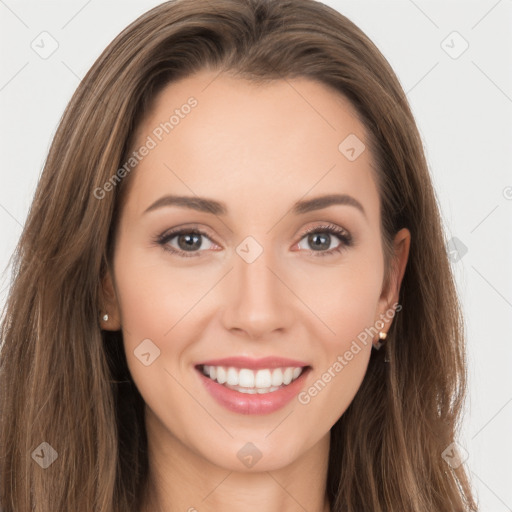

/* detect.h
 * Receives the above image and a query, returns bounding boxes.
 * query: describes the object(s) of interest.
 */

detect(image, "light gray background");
[1,1,511,510]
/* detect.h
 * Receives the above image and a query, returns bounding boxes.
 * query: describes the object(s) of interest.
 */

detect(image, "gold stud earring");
[374,331,387,350]
[373,331,390,363]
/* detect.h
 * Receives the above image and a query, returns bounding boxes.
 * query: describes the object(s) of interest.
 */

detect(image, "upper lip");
[196,356,310,370]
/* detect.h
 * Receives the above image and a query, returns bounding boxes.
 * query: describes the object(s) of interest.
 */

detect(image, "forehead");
[125,70,380,222]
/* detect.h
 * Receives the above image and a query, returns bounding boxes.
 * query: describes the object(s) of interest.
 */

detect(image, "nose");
[221,239,295,341]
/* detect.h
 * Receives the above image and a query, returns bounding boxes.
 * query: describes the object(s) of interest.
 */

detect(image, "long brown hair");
[0,0,478,510]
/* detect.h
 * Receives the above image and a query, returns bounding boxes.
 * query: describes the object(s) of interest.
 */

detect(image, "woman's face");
[103,70,409,472]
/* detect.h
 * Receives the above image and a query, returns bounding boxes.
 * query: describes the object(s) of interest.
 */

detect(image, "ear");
[376,227,410,326]
[99,265,122,331]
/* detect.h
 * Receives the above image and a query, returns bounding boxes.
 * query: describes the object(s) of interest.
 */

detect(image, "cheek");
[112,247,200,420]
[112,241,220,391]
[294,252,384,344]
[334,267,383,342]
[296,267,381,428]
[113,241,198,337]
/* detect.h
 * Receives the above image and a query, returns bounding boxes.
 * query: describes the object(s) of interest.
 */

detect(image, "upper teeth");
[202,365,303,388]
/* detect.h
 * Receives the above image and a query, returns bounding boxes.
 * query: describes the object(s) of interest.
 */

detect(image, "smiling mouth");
[196,364,310,394]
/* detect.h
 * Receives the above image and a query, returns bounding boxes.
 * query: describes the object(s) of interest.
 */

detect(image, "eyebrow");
[143,193,366,218]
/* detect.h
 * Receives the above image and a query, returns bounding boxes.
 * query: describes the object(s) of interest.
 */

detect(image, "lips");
[194,356,312,415]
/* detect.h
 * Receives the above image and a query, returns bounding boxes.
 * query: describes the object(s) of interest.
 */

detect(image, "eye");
[155,227,217,258]
[154,223,353,258]
[296,223,353,257]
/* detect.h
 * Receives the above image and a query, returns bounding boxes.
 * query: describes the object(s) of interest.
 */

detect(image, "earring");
[374,331,390,363]
[102,313,109,322]
[374,331,387,350]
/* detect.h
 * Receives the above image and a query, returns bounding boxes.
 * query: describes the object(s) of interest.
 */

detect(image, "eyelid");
[299,222,351,240]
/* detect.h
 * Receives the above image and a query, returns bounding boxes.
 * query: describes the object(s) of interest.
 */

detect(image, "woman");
[0,0,478,510]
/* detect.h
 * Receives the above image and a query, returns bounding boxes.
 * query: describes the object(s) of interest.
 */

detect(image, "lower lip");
[196,367,311,415]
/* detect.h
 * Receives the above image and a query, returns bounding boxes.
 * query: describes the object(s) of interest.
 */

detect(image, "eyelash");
[154,223,353,258]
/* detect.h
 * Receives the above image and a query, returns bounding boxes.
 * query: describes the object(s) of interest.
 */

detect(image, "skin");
[101,70,410,512]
